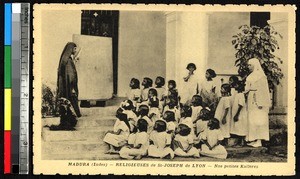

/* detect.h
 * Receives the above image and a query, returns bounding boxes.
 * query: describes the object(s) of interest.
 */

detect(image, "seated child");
[190,94,203,123]
[194,108,212,144]
[230,80,247,147]
[163,96,181,122]
[163,111,177,138]
[119,118,149,159]
[154,76,166,102]
[165,80,179,105]
[148,120,174,159]
[127,78,141,107]
[173,123,200,158]
[141,77,153,102]
[200,118,227,159]
[120,100,138,132]
[214,83,232,145]
[103,110,130,154]
[148,88,161,121]
[179,105,194,134]
[137,104,153,134]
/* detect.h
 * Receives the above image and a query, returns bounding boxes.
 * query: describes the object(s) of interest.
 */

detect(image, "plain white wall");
[118,11,166,97]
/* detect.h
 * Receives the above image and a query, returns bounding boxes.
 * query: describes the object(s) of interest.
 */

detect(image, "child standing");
[141,77,153,102]
[148,88,161,121]
[148,120,174,159]
[214,83,232,145]
[230,81,247,147]
[229,75,239,100]
[103,110,130,154]
[127,78,141,107]
[181,63,199,105]
[200,118,227,159]
[199,69,218,112]
[173,123,200,158]
[190,95,203,123]
[119,118,149,159]
[137,104,153,134]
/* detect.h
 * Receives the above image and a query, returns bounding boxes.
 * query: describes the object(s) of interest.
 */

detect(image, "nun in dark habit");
[57,42,81,118]
[49,42,81,130]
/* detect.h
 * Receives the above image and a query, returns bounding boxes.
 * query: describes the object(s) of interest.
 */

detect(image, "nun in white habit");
[245,58,271,147]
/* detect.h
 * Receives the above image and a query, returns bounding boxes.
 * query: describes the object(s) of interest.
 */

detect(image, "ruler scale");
[19,3,30,174]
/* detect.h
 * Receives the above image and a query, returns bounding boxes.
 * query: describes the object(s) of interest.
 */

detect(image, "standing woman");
[245,58,271,147]
[57,42,81,117]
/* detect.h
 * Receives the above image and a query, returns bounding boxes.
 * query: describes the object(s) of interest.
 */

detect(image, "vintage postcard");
[33,4,296,175]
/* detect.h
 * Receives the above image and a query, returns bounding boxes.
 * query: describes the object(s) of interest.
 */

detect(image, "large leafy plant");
[232,25,284,89]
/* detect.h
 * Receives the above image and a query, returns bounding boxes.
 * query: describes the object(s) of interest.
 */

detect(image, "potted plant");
[232,25,284,90]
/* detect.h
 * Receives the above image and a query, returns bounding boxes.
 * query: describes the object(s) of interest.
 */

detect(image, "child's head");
[163,111,176,122]
[186,63,197,72]
[177,123,191,136]
[142,77,153,88]
[191,95,202,107]
[205,69,217,80]
[138,105,149,117]
[168,80,176,90]
[180,105,192,118]
[130,78,140,89]
[148,88,158,98]
[229,75,239,87]
[198,108,212,121]
[166,96,177,109]
[155,76,165,88]
[154,120,167,132]
[116,109,131,130]
[137,118,148,132]
[221,83,231,96]
[121,100,134,110]
[234,80,245,93]
[208,118,220,130]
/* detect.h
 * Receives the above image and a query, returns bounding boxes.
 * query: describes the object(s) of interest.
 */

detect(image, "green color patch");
[5,46,11,88]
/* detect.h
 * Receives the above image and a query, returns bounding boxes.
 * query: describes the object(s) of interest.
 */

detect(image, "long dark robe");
[57,42,81,117]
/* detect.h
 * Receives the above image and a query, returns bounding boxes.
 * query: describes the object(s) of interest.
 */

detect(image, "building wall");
[118,11,166,96]
[40,10,166,97]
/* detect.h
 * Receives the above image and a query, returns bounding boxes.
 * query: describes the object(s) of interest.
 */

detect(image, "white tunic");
[148,131,174,158]
[103,119,130,147]
[119,132,149,159]
[230,93,247,136]
[200,129,227,159]
[127,89,141,107]
[191,106,203,123]
[214,96,231,138]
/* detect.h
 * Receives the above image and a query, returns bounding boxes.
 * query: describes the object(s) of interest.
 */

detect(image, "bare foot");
[134,155,142,160]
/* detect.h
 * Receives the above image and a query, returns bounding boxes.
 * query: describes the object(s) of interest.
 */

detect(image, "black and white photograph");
[33,4,296,175]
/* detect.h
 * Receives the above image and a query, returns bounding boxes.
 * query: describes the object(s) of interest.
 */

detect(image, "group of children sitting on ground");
[103,66,248,160]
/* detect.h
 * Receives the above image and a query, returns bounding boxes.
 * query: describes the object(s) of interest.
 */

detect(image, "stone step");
[42,127,112,142]
[80,106,119,117]
[42,140,109,155]
[226,146,267,158]
[42,116,117,128]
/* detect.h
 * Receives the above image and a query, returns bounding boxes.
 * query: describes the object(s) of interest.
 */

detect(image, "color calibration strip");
[4,3,12,174]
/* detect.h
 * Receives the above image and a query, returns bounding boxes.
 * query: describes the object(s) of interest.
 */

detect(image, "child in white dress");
[141,77,153,102]
[148,120,174,159]
[230,81,247,147]
[148,88,161,121]
[181,63,199,106]
[214,84,232,145]
[163,111,177,138]
[229,75,239,101]
[119,118,149,159]
[179,105,194,134]
[103,110,130,154]
[163,96,181,122]
[199,69,218,112]
[190,95,203,123]
[137,104,153,134]
[120,100,138,132]
[163,80,179,106]
[200,118,227,159]
[127,78,141,108]
[173,123,200,158]
[194,108,212,144]
[154,76,166,112]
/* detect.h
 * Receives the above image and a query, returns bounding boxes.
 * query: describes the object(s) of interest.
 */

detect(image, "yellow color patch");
[5,89,11,130]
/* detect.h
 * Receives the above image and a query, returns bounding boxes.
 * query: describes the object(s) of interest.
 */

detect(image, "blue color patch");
[5,4,12,45]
